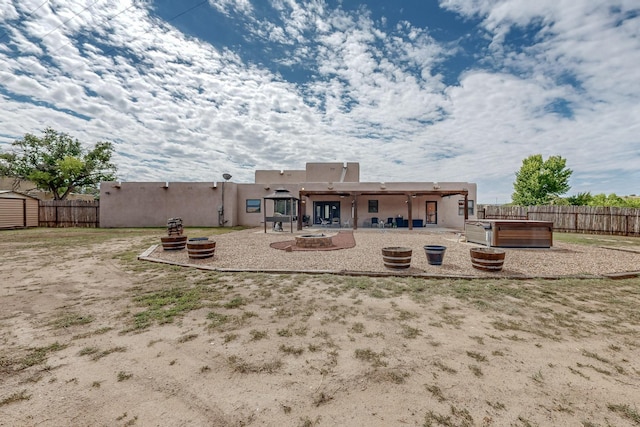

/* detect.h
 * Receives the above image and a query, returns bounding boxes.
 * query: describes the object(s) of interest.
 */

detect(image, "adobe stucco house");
[99,162,477,230]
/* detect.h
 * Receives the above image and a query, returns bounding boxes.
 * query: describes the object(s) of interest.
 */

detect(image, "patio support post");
[290,196,294,233]
[407,193,413,230]
[353,193,358,230]
[263,198,267,233]
[297,194,302,231]
[464,193,469,221]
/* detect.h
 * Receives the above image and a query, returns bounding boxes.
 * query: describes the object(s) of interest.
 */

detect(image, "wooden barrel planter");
[470,247,506,272]
[424,245,446,266]
[161,235,187,250]
[382,247,412,270]
[187,238,216,259]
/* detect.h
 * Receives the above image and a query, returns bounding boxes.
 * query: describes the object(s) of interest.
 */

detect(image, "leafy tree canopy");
[512,154,572,206]
[564,192,640,207]
[566,192,593,206]
[0,127,117,200]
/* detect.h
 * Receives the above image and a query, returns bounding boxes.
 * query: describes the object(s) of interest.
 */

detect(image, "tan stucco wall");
[305,162,359,183]
[255,162,359,185]
[100,182,226,228]
[254,170,307,185]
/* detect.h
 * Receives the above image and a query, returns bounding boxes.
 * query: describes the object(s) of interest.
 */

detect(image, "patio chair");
[371,217,379,228]
[318,217,330,227]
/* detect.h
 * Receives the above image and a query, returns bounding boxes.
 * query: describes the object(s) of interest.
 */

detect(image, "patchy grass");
[49,312,95,329]
[354,348,387,367]
[130,286,209,330]
[249,329,268,341]
[223,296,247,309]
[227,355,282,374]
[279,344,304,356]
[607,403,640,424]
[2,342,69,371]
[433,360,458,374]
[425,384,446,402]
[466,351,487,362]
[0,390,32,407]
[554,232,640,248]
[177,334,198,343]
[424,405,474,427]
[90,347,127,361]
[117,371,133,382]
[468,365,483,377]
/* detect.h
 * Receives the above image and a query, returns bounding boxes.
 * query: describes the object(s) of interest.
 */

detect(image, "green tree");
[0,128,117,200]
[566,192,593,206]
[588,193,627,207]
[511,154,572,205]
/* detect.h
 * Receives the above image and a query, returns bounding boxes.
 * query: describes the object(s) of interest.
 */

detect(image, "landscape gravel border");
[139,227,640,280]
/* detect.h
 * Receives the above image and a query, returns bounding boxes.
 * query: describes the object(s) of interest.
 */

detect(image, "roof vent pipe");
[339,162,348,182]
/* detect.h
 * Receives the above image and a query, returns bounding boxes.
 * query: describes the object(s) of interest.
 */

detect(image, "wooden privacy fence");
[39,200,100,227]
[478,205,640,236]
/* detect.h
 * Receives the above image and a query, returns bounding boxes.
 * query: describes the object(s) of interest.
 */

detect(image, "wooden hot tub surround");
[465,220,553,248]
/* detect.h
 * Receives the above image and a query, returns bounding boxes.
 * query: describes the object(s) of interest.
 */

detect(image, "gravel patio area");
[143,227,640,278]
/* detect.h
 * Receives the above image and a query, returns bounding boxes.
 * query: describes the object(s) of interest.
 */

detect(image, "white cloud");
[0,0,638,202]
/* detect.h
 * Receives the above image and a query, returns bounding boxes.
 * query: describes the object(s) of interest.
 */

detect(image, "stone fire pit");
[295,234,334,249]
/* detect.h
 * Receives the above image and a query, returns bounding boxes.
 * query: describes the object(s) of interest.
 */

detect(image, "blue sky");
[1,0,639,203]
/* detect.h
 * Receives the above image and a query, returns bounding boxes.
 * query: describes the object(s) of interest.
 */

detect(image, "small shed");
[0,191,39,229]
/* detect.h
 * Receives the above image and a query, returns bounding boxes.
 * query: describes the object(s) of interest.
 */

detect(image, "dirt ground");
[1,228,640,427]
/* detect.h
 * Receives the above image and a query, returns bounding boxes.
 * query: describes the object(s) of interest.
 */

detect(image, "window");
[368,200,378,213]
[458,199,474,216]
[246,199,261,213]
[274,199,292,215]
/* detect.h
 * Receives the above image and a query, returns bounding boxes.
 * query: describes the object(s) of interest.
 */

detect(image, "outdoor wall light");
[220,173,232,227]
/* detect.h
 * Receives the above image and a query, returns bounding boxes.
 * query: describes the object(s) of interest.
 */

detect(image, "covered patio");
[297,187,470,231]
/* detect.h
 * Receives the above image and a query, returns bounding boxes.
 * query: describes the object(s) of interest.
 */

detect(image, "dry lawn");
[1,227,640,427]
